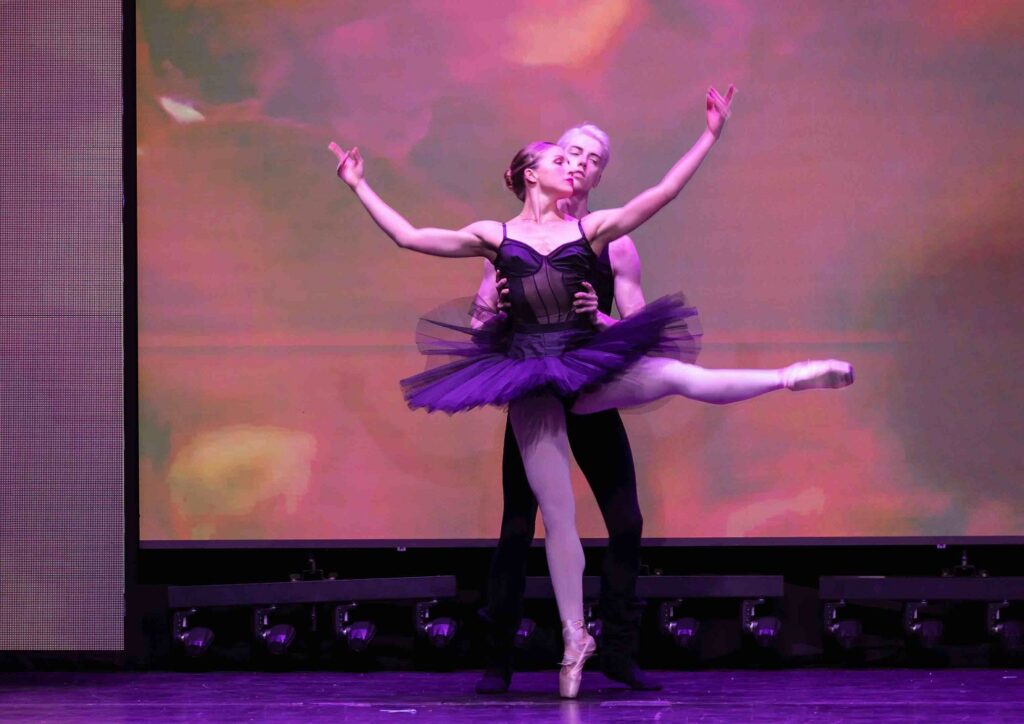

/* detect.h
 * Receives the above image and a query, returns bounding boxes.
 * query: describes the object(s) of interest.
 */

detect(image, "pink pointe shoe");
[559,619,597,699]
[781,359,855,391]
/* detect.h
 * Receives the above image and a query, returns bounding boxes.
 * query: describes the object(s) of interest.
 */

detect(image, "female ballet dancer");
[329,85,853,697]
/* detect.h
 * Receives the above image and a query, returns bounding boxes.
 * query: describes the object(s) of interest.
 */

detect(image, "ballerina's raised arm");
[328,142,502,260]
[583,85,735,252]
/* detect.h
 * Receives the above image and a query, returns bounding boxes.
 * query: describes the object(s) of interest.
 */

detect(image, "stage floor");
[0,669,1021,722]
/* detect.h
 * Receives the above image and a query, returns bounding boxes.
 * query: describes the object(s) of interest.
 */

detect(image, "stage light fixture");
[584,602,603,642]
[742,598,782,648]
[415,600,458,649]
[334,603,376,652]
[253,606,296,655]
[659,599,699,648]
[987,602,1024,652]
[513,618,537,648]
[823,601,862,650]
[172,608,214,658]
[903,601,943,649]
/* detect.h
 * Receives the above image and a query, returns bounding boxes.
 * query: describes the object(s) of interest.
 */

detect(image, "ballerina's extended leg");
[572,357,853,415]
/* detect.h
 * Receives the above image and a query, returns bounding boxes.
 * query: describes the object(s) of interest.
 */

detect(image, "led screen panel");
[137,1,1023,543]
[1,1,123,649]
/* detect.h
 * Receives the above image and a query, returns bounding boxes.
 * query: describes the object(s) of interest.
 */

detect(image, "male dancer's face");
[561,131,606,196]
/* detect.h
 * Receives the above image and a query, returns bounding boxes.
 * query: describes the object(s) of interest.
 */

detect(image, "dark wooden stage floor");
[1,669,1021,722]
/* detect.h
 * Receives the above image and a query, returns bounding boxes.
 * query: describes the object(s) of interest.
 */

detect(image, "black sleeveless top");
[592,243,614,316]
[495,220,612,327]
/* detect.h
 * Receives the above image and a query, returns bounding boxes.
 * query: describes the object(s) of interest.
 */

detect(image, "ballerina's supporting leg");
[571,357,853,415]
[508,394,597,698]
[507,394,584,623]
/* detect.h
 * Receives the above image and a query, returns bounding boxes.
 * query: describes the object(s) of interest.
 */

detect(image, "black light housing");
[742,598,782,648]
[334,603,376,652]
[659,599,700,648]
[172,608,214,658]
[904,601,943,649]
[416,600,458,649]
[253,606,296,655]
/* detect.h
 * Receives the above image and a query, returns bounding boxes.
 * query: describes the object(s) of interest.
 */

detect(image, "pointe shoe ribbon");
[559,619,597,699]
[782,359,855,391]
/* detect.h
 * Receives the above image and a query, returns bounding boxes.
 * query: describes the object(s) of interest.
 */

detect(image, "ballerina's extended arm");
[329,142,498,259]
[584,85,735,250]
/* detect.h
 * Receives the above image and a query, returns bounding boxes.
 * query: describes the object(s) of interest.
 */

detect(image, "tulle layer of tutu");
[400,293,702,413]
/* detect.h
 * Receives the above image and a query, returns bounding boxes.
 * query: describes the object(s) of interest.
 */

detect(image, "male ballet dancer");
[475,123,661,693]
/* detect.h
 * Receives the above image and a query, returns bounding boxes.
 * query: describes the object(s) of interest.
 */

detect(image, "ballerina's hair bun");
[504,141,557,202]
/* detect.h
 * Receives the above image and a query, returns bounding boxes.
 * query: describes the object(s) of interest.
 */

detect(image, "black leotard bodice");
[495,221,600,327]
[592,245,614,316]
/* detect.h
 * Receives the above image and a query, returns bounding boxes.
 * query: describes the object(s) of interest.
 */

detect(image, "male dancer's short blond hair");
[557,123,611,170]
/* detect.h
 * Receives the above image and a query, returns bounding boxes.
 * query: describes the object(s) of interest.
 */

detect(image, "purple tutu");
[400,294,702,413]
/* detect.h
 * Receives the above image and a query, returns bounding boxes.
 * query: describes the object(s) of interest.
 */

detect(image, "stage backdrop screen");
[1,0,123,649]
[137,1,1023,543]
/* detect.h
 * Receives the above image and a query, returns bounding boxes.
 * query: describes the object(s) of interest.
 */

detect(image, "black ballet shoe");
[601,661,663,691]
[475,667,512,694]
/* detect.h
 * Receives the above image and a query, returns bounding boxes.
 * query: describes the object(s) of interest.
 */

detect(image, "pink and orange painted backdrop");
[137,1,1024,541]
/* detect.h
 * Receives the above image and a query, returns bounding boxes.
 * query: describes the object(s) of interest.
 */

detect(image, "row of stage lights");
[174,599,458,658]
[657,597,1023,655]
[175,598,1023,660]
[172,598,781,660]
[824,599,1024,653]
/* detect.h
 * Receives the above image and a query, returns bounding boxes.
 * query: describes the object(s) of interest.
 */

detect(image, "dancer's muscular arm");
[574,235,646,330]
[583,85,735,252]
[609,234,646,318]
[330,143,500,259]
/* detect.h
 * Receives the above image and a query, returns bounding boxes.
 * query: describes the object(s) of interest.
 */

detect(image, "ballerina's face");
[525,145,576,199]
[561,131,606,194]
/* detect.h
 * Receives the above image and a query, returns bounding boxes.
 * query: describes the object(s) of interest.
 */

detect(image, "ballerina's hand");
[328,141,364,187]
[706,84,736,139]
[573,281,599,321]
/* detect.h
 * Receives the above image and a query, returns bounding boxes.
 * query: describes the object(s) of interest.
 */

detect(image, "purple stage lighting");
[334,604,377,652]
[659,600,700,649]
[181,627,215,657]
[264,624,297,655]
[830,619,863,650]
[672,618,700,648]
[425,618,458,648]
[988,602,1024,652]
[751,616,783,647]
[904,602,943,649]
[416,601,459,649]
[173,609,214,658]
[345,621,376,652]
[743,599,782,648]
[253,606,296,656]
[513,618,536,648]
[824,602,862,650]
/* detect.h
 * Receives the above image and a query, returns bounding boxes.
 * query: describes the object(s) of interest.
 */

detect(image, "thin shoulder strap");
[501,222,507,239]
[577,218,588,242]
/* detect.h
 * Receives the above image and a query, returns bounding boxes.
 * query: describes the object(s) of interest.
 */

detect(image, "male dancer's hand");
[706,85,735,138]
[574,281,599,324]
[495,273,511,312]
